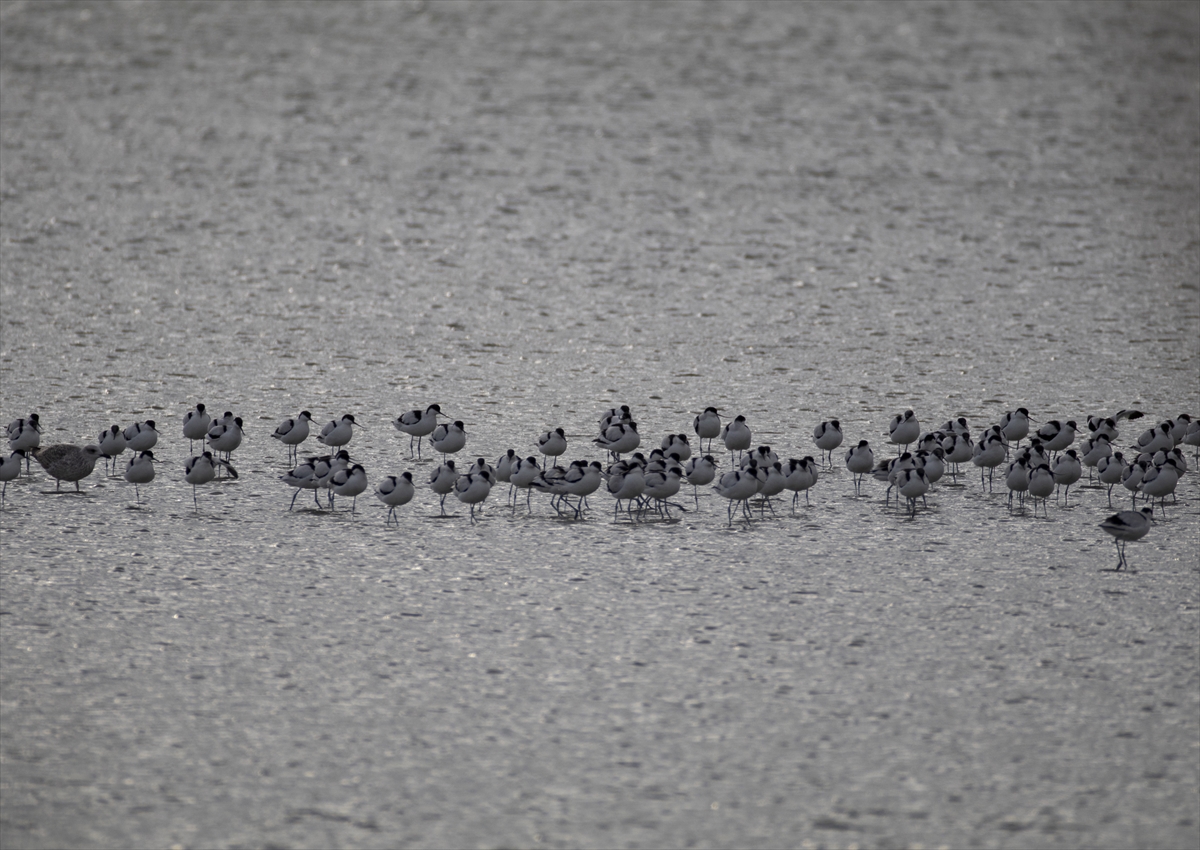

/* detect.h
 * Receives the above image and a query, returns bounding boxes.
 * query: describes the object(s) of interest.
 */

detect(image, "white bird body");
[917,448,945,484]
[1036,419,1078,454]
[972,433,1007,489]
[272,411,312,462]
[940,417,971,439]
[564,461,603,499]
[661,433,692,462]
[594,421,641,456]
[1169,414,1192,446]
[713,463,759,524]
[720,415,752,459]
[454,470,494,518]
[182,404,210,447]
[430,420,467,458]
[123,450,157,504]
[1,450,25,504]
[783,457,818,510]
[206,413,244,456]
[897,467,930,516]
[942,433,973,467]
[537,428,567,463]
[1185,420,1200,455]
[7,413,41,453]
[1005,457,1029,509]
[999,408,1031,445]
[393,404,444,457]
[742,445,778,470]
[98,425,127,467]
[1028,463,1056,515]
[429,461,460,515]
[845,440,874,493]
[643,466,684,508]
[273,411,312,444]
[184,451,236,508]
[375,472,415,523]
[1079,434,1112,470]
[318,414,359,450]
[1138,459,1180,507]
[684,455,717,487]
[123,420,159,452]
[813,420,843,466]
[693,407,721,452]
[282,458,321,510]
[509,456,542,489]
[495,449,518,483]
[889,410,920,450]
[1099,506,1153,570]
[330,463,368,512]
[1133,423,1173,456]
[1051,449,1083,502]
[599,406,632,430]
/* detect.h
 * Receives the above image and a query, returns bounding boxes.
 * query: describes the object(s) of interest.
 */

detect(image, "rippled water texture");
[2,2,1198,848]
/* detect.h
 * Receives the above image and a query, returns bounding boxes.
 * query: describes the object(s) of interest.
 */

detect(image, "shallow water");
[2,2,1198,848]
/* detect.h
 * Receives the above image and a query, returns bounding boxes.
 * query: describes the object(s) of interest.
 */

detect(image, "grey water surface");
[2,2,1198,848]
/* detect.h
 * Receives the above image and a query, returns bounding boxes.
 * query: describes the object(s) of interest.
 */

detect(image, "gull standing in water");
[34,444,103,493]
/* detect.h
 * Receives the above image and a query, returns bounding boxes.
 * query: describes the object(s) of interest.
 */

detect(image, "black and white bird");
[888,410,920,452]
[272,411,313,463]
[123,450,158,504]
[184,451,237,509]
[813,420,843,468]
[393,403,444,458]
[375,472,415,524]
[182,404,211,452]
[1099,507,1153,571]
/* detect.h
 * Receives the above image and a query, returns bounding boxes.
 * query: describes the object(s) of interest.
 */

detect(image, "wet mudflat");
[1,2,1198,848]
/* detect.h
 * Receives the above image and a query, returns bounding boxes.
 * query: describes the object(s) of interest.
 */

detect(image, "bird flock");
[4,403,1198,571]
